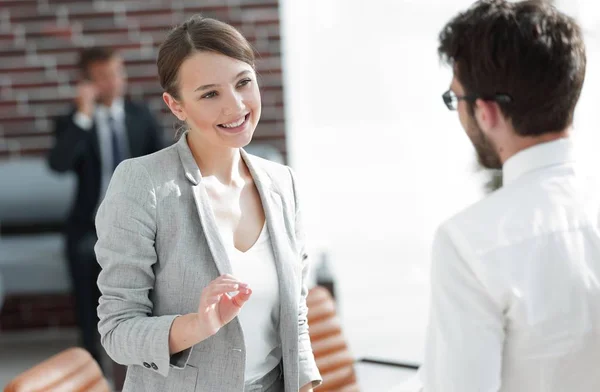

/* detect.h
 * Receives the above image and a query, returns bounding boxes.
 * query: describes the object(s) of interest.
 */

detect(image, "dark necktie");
[108,115,124,171]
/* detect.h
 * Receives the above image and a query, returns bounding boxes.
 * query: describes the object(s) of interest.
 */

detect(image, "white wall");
[279,0,600,363]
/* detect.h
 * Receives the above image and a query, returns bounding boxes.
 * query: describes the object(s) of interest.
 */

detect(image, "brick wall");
[0,0,287,330]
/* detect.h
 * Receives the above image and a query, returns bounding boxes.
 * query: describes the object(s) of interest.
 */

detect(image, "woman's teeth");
[221,116,246,128]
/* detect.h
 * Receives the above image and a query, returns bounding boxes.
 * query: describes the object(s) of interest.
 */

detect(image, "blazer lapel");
[84,113,101,161]
[175,133,233,275]
[240,150,299,349]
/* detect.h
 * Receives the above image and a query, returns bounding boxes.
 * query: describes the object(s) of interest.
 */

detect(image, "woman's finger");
[205,283,243,297]
[215,274,242,283]
[211,275,247,287]
[231,288,252,308]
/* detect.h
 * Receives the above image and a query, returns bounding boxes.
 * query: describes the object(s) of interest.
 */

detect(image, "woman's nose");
[223,91,245,115]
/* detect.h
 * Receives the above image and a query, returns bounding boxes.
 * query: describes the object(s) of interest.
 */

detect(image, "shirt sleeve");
[73,111,93,130]
[420,223,505,392]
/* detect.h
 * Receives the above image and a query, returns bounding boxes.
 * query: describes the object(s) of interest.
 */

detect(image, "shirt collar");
[503,137,577,186]
[96,97,125,120]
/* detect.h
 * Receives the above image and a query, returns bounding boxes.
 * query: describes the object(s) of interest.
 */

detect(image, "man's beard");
[468,115,502,170]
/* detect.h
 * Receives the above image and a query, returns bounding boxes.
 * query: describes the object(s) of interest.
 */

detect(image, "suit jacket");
[95,133,322,392]
[47,99,163,250]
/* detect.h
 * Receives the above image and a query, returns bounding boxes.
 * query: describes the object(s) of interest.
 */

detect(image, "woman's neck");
[187,132,246,185]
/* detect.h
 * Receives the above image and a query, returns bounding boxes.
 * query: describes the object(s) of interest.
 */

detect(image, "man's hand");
[75,81,97,117]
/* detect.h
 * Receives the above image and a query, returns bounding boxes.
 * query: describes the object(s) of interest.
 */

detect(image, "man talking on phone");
[47,46,163,365]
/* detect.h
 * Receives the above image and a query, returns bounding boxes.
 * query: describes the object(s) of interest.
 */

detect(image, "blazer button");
[151,363,158,370]
[143,362,151,368]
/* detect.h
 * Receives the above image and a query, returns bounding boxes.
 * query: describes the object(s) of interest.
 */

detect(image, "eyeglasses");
[442,90,512,111]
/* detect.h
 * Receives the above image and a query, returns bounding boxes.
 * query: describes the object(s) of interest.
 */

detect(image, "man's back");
[423,139,600,391]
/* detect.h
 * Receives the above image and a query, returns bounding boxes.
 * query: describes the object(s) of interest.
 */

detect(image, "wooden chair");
[307,286,420,391]
[307,286,359,391]
[4,347,111,392]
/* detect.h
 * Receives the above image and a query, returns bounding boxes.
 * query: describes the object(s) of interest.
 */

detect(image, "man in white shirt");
[419,1,600,391]
[48,47,163,365]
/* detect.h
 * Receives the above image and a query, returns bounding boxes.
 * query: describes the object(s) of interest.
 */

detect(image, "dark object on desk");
[354,359,419,391]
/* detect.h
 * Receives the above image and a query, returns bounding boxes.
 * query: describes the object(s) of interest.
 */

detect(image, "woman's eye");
[201,91,217,99]
[237,78,252,88]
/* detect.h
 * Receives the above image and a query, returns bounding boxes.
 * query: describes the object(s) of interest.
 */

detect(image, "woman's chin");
[217,125,256,148]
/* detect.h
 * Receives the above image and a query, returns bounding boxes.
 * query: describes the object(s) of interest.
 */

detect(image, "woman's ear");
[163,92,187,122]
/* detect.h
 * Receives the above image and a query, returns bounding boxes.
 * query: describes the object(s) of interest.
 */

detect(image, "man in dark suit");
[47,46,163,365]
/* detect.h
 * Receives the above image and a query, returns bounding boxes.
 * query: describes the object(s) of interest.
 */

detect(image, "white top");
[73,98,129,201]
[420,138,600,392]
[225,223,282,383]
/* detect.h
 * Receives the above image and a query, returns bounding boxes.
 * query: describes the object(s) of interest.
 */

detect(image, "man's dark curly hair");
[439,0,586,137]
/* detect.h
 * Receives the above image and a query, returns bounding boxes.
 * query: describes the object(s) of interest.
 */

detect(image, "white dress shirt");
[225,223,282,384]
[420,138,600,392]
[73,98,129,200]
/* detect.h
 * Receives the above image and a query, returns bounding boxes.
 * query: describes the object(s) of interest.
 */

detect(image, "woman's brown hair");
[157,15,256,137]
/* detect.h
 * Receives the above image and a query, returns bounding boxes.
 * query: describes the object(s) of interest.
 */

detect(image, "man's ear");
[473,99,500,132]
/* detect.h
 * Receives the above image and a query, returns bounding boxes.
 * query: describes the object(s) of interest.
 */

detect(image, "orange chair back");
[4,347,110,392]
[307,286,359,391]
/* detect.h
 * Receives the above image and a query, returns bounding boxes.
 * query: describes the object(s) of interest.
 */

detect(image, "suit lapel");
[191,183,234,275]
[241,149,299,360]
[123,100,137,158]
[175,133,233,275]
[85,112,101,161]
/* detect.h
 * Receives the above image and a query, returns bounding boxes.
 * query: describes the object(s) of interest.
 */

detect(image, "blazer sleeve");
[288,167,323,389]
[47,112,93,173]
[95,159,191,378]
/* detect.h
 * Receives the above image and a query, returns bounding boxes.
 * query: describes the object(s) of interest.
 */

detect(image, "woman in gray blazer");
[94,15,321,392]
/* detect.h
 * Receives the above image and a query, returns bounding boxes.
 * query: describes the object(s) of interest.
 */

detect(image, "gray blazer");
[95,133,322,392]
